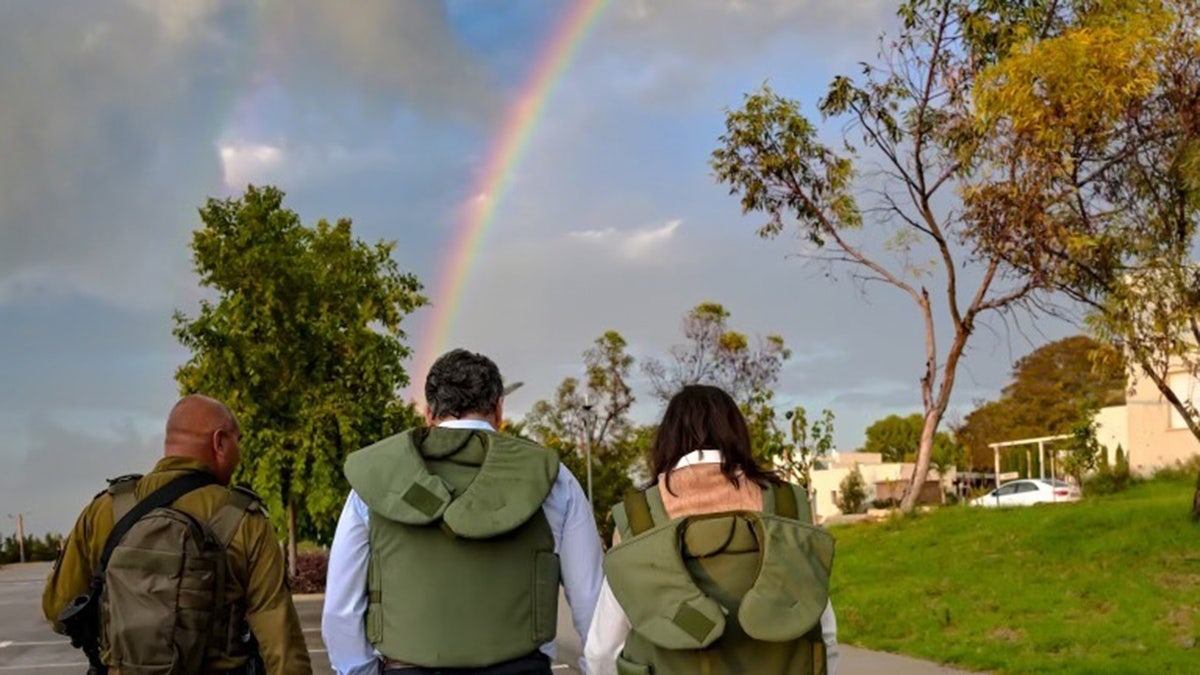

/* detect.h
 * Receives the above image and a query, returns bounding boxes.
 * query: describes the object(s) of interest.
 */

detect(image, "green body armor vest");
[344,427,561,668]
[605,483,834,675]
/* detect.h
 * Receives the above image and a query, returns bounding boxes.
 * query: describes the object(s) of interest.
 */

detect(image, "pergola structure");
[986,434,1073,489]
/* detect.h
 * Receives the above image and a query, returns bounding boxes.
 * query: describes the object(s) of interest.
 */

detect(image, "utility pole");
[7,513,27,563]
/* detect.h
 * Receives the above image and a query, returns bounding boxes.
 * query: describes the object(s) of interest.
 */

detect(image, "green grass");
[829,478,1200,674]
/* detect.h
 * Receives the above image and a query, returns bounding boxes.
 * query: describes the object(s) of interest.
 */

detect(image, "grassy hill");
[830,477,1199,674]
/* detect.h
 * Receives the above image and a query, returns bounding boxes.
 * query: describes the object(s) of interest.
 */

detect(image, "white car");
[970,479,1082,508]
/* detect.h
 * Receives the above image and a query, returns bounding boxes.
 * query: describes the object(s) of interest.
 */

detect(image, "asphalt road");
[2,562,976,674]
[0,562,580,674]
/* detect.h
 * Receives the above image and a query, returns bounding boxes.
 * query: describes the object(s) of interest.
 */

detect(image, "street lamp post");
[582,395,595,508]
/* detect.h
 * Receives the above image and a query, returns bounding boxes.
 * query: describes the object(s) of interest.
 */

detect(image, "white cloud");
[219,142,285,188]
[570,219,683,260]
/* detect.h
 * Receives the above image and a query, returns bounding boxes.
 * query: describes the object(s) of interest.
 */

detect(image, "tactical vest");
[344,427,561,668]
[605,482,834,675]
[99,474,261,674]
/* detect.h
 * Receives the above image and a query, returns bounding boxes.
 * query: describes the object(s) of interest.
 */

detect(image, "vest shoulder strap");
[772,482,798,519]
[106,474,143,523]
[622,491,654,537]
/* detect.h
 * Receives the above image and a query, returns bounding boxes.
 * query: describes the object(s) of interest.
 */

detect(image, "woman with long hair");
[584,384,839,674]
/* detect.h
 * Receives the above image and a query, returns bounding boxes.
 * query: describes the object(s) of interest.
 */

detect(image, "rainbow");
[413,0,611,398]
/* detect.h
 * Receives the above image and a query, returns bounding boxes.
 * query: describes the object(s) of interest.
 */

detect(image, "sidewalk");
[840,645,983,674]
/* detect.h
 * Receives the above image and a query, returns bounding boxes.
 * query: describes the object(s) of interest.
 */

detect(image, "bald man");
[44,395,313,674]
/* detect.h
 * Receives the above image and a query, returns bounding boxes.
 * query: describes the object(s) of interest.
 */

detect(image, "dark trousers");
[384,651,552,675]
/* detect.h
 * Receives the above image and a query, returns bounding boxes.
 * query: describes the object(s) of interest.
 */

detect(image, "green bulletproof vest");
[604,483,834,675]
[344,427,561,668]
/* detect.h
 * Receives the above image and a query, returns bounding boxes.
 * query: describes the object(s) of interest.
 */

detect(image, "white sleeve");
[822,600,840,675]
[583,578,631,675]
[320,492,381,675]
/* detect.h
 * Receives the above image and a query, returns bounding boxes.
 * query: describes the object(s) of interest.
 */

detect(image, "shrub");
[870,497,900,510]
[1086,445,1135,495]
[289,551,329,594]
[837,465,868,514]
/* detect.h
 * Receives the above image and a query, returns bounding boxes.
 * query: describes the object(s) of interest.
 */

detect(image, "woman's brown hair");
[650,384,779,494]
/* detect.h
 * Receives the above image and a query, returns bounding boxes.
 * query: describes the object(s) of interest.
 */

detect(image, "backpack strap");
[96,471,219,581]
[106,474,143,523]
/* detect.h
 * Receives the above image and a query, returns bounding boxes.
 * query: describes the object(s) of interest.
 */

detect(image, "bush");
[870,497,900,510]
[1086,445,1136,495]
[837,465,868,514]
[289,551,329,594]
[1150,454,1200,482]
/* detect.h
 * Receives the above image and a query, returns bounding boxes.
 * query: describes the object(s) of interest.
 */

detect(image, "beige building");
[804,452,954,522]
[1094,366,1200,472]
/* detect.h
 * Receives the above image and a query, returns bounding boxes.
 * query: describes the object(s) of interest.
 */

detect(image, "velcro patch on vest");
[673,603,717,644]
[403,482,447,518]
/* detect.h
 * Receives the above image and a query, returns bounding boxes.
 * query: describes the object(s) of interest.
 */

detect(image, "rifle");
[56,582,107,674]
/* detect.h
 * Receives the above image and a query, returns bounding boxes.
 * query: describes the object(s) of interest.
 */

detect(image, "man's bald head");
[165,394,242,484]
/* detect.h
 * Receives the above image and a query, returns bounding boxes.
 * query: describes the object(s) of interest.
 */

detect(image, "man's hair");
[425,349,505,420]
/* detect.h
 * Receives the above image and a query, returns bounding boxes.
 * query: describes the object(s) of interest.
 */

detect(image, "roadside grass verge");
[830,478,1200,674]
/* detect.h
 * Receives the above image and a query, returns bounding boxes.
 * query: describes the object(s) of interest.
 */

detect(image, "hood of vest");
[603,511,834,648]
[344,427,559,539]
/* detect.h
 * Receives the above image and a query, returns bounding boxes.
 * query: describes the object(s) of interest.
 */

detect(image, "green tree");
[967,0,1200,517]
[711,1,1048,512]
[838,465,868,515]
[524,331,645,539]
[173,185,425,573]
[763,406,835,519]
[861,413,959,464]
[1061,409,1103,493]
[642,302,789,406]
[955,336,1125,467]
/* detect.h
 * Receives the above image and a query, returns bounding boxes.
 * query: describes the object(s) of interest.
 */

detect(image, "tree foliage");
[1061,407,1103,492]
[712,0,1048,511]
[524,331,646,540]
[861,413,960,464]
[956,336,1125,466]
[173,185,425,564]
[966,0,1200,516]
[838,465,868,515]
[642,302,789,406]
[763,406,836,517]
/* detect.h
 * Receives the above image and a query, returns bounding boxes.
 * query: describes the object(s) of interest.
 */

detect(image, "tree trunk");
[287,500,298,579]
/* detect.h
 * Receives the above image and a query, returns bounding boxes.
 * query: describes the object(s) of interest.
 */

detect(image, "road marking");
[0,640,67,647]
[0,662,86,670]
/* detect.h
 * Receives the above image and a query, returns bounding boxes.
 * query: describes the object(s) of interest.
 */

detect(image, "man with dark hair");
[323,349,604,675]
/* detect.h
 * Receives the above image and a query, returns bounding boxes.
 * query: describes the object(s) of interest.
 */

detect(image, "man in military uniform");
[43,394,313,674]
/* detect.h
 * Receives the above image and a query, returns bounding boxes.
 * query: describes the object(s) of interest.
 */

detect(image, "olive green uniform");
[42,456,313,675]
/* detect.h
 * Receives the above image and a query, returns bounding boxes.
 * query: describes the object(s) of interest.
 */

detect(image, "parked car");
[970,478,1081,508]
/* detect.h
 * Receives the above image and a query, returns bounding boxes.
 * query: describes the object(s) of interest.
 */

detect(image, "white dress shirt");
[321,420,605,675]
[583,449,841,675]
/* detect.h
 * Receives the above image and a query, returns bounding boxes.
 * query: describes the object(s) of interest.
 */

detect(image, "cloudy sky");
[0,0,1073,535]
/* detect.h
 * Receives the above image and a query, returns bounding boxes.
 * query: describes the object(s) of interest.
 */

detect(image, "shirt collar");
[152,456,216,475]
[437,419,496,432]
[673,449,724,469]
